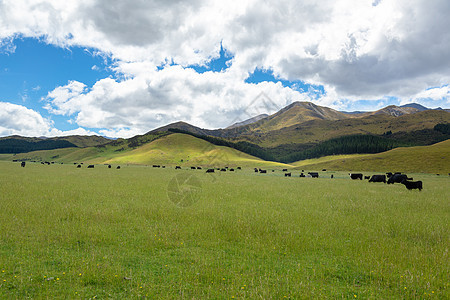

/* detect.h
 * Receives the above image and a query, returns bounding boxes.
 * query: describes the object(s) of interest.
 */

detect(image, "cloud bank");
[0,0,449,137]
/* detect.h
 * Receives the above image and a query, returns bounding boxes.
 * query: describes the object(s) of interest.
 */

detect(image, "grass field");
[0,161,448,298]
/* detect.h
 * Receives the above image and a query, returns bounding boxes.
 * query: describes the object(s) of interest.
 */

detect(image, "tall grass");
[0,161,448,298]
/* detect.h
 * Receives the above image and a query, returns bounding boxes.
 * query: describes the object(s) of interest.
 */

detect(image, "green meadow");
[0,161,448,298]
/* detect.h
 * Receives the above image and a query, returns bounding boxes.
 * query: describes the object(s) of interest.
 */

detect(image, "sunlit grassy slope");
[3,133,291,168]
[293,139,450,173]
[104,133,290,167]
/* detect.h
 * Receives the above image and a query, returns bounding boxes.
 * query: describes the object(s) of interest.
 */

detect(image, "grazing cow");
[87,165,94,168]
[254,168,259,173]
[162,166,165,168]
[197,167,202,170]
[322,169,327,171]
[369,175,386,183]
[77,164,81,168]
[21,161,26,167]
[299,173,306,177]
[259,169,267,174]
[387,174,408,184]
[364,176,370,180]
[175,166,181,169]
[206,168,215,173]
[282,168,288,172]
[191,167,196,170]
[108,165,111,169]
[401,179,423,191]
[331,174,334,179]
[285,172,291,177]
[237,167,241,170]
[116,166,121,169]
[308,172,319,178]
[220,168,227,172]
[153,165,160,168]
[350,173,363,180]
[229,168,235,171]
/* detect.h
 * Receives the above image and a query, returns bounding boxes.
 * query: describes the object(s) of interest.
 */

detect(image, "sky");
[0,0,449,138]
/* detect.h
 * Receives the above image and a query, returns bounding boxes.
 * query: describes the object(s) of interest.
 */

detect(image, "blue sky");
[0,1,449,138]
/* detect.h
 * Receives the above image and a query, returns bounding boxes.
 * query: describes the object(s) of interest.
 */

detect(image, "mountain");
[226,114,268,129]
[400,103,429,111]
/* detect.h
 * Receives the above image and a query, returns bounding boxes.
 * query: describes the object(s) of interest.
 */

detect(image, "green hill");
[292,139,450,174]
[5,133,291,168]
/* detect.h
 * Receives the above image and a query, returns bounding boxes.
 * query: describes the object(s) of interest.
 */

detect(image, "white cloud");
[1,0,449,136]
[0,102,98,137]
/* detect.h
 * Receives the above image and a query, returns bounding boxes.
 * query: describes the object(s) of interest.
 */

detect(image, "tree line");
[0,138,76,154]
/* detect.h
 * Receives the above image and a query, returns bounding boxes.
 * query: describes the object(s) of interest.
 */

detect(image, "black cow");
[331,174,334,179]
[401,179,423,191]
[254,168,259,173]
[162,166,165,168]
[369,175,386,183]
[285,172,291,177]
[387,174,408,184]
[308,172,319,178]
[206,168,215,173]
[229,168,235,172]
[259,169,267,174]
[191,167,196,170]
[87,165,94,168]
[299,173,306,177]
[197,167,202,170]
[153,165,160,168]
[237,167,241,170]
[350,173,363,180]
[220,168,227,172]
[322,169,327,171]
[77,164,81,168]
[21,162,26,167]
[108,165,112,169]
[282,168,288,172]
[175,166,181,169]
[116,166,121,169]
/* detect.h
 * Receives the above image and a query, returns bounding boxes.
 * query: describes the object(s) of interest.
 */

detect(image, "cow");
[331,174,334,179]
[153,165,160,168]
[387,174,408,184]
[162,166,165,168]
[197,167,202,170]
[21,161,26,167]
[237,167,241,170]
[285,172,291,177]
[220,168,227,172]
[282,168,288,172]
[401,179,423,191]
[206,168,215,173]
[369,175,386,183]
[229,168,235,172]
[254,168,259,173]
[191,167,196,170]
[308,172,319,178]
[116,166,121,169]
[259,169,267,174]
[350,173,363,180]
[322,169,327,171]
[77,164,81,168]
[175,166,181,169]
[299,173,306,177]
[87,165,94,168]
[364,176,370,180]
[108,165,112,169]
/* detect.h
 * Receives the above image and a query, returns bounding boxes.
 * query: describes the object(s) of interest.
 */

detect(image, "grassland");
[293,139,450,174]
[0,161,448,298]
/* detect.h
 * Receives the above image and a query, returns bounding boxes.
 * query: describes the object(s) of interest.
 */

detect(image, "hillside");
[292,139,450,174]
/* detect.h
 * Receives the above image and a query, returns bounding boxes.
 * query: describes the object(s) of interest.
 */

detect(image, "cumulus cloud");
[0,0,449,136]
[0,102,98,137]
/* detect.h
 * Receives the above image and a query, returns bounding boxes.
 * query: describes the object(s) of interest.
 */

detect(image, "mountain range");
[1,102,449,166]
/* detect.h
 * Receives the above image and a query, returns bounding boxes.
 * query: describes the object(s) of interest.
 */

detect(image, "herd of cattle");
[17,161,423,190]
[350,172,423,191]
